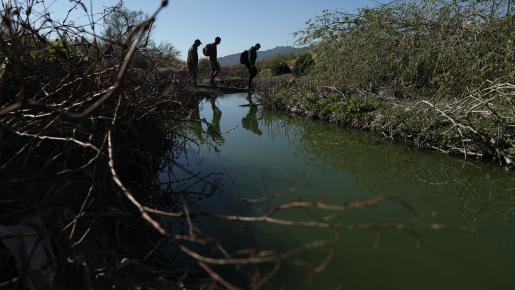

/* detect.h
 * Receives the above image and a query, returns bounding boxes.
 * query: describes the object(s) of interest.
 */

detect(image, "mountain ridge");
[217,46,307,66]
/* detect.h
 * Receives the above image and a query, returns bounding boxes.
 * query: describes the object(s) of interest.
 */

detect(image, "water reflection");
[187,98,225,146]
[187,95,515,222]
[241,104,263,136]
[206,98,224,145]
[189,101,205,142]
[260,109,515,221]
[178,94,515,290]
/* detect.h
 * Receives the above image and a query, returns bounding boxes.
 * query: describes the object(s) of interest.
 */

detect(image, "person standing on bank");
[241,43,261,90]
[187,39,202,85]
[203,37,222,87]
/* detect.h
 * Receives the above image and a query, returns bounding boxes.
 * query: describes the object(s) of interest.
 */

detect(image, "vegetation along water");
[0,0,514,289]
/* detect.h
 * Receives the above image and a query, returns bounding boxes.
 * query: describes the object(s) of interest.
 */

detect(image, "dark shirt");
[249,46,258,66]
[209,43,218,61]
[187,45,198,65]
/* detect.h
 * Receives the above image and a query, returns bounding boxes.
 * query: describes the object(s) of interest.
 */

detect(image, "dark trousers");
[246,64,258,87]
[188,63,198,84]
[209,59,220,85]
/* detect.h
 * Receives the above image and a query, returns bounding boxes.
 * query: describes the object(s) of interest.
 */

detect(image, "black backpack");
[203,44,213,57]
[240,50,249,65]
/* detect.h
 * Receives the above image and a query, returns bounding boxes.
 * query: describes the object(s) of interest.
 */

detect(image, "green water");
[172,93,515,290]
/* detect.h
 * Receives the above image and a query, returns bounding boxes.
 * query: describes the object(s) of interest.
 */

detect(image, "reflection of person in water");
[190,102,206,142]
[246,92,254,105]
[207,97,224,144]
[241,102,263,136]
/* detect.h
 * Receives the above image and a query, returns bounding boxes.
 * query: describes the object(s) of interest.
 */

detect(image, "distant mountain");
[218,46,308,66]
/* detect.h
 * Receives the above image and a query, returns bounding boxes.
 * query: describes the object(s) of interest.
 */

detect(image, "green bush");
[257,55,295,75]
[296,1,515,100]
[292,53,314,76]
[345,97,378,115]
[261,55,294,76]
[271,61,292,76]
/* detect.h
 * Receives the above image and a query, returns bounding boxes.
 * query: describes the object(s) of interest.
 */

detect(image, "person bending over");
[245,43,261,90]
[203,37,222,87]
[187,39,202,85]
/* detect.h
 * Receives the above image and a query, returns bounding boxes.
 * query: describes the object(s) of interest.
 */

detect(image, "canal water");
[168,93,515,290]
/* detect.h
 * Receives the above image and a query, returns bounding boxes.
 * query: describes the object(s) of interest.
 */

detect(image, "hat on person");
[194,39,202,45]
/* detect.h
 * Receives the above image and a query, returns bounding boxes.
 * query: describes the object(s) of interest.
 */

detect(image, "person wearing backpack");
[203,37,221,87]
[187,39,202,85]
[240,43,261,90]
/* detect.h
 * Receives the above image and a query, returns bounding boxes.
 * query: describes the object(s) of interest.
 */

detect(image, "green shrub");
[345,97,379,115]
[296,1,515,100]
[292,53,314,76]
[271,61,292,75]
[261,55,294,76]
[265,55,293,75]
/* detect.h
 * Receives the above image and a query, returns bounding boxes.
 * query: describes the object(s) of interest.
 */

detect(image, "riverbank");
[257,75,514,168]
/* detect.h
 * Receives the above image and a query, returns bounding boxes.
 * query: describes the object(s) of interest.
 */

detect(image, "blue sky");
[45,0,379,59]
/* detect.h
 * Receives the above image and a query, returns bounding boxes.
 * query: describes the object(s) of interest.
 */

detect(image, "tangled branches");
[0,1,483,289]
[414,82,514,164]
[0,0,194,289]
